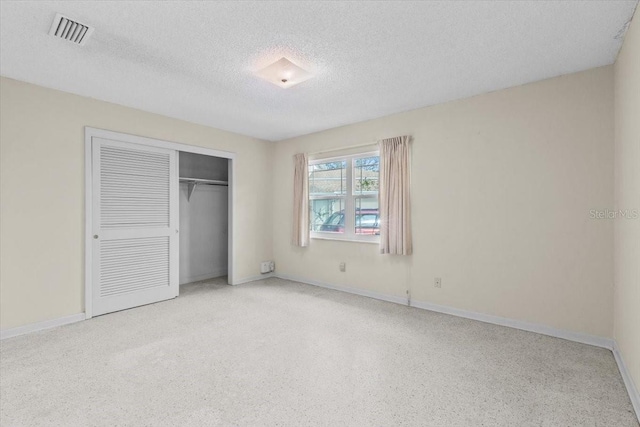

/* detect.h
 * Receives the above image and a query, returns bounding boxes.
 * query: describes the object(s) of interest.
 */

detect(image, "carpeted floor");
[1,277,637,426]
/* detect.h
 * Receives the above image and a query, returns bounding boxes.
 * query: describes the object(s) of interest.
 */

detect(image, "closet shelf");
[179,177,228,202]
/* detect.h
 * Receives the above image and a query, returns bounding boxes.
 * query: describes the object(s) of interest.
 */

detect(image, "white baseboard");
[275,273,613,350]
[0,313,86,340]
[410,299,614,350]
[275,273,409,305]
[180,270,228,285]
[233,272,273,285]
[613,341,640,421]
[1,273,271,338]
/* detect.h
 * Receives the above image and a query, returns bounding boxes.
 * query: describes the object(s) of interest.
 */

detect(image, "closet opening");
[84,127,237,319]
[178,151,230,289]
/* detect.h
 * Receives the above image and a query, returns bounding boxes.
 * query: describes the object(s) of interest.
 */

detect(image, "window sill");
[311,235,380,244]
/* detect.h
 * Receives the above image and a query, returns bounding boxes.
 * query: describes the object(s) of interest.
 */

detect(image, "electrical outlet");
[434,277,442,288]
[339,262,346,272]
[260,262,271,274]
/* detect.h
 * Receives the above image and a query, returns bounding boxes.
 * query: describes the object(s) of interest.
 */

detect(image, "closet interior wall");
[179,152,229,285]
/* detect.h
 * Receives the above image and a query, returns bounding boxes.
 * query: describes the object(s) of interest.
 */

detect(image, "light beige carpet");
[1,277,637,426]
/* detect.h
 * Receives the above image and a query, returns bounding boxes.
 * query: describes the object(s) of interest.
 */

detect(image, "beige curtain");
[292,153,310,247]
[379,136,412,255]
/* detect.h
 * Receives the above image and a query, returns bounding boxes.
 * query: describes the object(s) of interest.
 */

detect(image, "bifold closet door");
[91,137,178,316]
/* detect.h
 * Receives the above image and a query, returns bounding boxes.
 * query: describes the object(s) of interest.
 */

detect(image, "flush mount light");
[255,57,312,89]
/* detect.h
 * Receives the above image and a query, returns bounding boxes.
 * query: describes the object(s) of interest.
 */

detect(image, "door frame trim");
[84,127,236,319]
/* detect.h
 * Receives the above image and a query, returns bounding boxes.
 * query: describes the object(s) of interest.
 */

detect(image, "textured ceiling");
[0,1,637,141]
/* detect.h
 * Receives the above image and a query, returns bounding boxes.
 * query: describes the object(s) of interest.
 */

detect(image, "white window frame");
[309,150,380,243]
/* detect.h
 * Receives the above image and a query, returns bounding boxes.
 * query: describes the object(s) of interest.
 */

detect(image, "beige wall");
[0,62,622,342]
[273,66,615,338]
[614,13,640,395]
[0,77,273,329]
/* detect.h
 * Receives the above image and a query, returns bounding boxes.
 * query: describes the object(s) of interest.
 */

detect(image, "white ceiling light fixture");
[255,57,312,89]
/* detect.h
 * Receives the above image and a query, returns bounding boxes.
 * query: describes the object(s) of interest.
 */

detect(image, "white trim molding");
[409,299,614,350]
[233,273,274,285]
[613,341,640,421]
[84,127,236,160]
[274,273,613,350]
[0,313,86,340]
[275,274,410,307]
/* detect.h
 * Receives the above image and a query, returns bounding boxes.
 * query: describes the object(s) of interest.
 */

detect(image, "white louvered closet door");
[92,138,178,316]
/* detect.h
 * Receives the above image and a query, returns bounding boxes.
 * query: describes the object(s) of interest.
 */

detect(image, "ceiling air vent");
[48,13,94,45]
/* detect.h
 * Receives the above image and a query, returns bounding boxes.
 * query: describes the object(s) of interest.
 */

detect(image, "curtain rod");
[308,141,378,156]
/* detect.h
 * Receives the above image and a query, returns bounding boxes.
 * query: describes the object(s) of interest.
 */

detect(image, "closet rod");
[179,177,228,186]
[180,177,228,202]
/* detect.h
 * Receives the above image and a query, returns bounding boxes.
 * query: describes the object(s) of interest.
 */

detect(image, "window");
[309,151,380,242]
